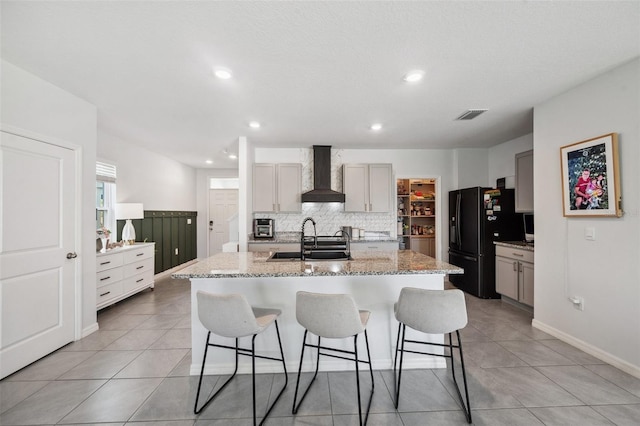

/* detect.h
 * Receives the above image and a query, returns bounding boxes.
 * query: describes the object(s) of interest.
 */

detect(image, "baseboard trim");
[532,319,640,379]
[82,322,100,338]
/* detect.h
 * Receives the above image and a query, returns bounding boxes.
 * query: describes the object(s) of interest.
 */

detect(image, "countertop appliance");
[448,187,523,298]
[253,218,274,239]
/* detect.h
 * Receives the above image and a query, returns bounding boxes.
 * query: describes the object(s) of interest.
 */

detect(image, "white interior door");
[208,189,238,255]
[0,131,77,379]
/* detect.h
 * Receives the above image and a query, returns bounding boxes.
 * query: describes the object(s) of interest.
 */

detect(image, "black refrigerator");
[448,187,523,298]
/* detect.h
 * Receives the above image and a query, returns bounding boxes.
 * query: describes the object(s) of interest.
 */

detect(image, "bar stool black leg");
[394,324,406,409]
[194,335,239,415]
[292,331,322,414]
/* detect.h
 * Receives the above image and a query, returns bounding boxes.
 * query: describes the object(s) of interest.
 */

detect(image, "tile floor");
[1,275,640,425]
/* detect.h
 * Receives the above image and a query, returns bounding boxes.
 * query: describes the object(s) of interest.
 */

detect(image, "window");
[96,161,117,234]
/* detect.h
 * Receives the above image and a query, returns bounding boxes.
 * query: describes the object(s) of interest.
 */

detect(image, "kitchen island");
[173,250,463,375]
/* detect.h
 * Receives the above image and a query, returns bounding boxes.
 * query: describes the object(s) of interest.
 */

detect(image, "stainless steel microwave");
[253,218,274,239]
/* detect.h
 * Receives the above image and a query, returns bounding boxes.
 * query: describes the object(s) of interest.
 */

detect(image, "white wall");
[1,60,98,334]
[533,58,640,375]
[97,130,196,210]
[488,133,534,188]
[452,148,489,189]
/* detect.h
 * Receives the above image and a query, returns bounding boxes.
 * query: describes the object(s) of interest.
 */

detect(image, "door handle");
[66,252,78,259]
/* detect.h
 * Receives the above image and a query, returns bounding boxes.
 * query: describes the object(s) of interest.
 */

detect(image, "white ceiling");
[2,1,639,169]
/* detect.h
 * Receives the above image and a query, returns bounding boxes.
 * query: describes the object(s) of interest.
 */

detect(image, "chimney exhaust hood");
[301,145,345,203]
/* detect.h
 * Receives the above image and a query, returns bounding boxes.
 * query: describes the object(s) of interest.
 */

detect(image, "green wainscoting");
[117,210,197,274]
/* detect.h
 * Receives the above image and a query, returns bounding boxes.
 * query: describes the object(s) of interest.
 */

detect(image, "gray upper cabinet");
[515,150,533,212]
[343,163,392,212]
[253,163,301,212]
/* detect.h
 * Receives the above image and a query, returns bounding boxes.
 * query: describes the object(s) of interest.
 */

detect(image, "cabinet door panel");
[369,164,392,212]
[277,164,301,212]
[495,256,518,300]
[253,164,276,212]
[520,261,535,306]
[515,150,534,212]
[343,164,368,212]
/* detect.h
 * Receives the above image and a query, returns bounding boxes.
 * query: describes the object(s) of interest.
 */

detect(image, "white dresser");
[96,242,155,310]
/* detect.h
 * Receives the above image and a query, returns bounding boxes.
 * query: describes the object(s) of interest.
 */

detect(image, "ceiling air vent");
[455,109,488,120]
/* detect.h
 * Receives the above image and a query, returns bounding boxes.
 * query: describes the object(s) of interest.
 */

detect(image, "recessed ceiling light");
[370,123,383,131]
[249,121,261,129]
[205,160,213,164]
[213,67,232,80]
[403,70,425,83]
[228,153,237,160]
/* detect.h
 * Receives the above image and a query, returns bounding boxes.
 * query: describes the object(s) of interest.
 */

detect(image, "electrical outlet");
[570,296,584,311]
[175,248,179,255]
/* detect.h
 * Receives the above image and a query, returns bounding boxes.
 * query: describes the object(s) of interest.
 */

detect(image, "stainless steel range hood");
[301,145,345,203]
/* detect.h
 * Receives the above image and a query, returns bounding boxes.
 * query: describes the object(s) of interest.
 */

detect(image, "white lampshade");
[115,203,144,245]
[115,203,144,220]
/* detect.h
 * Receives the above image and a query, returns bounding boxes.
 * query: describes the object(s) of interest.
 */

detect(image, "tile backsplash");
[255,203,396,237]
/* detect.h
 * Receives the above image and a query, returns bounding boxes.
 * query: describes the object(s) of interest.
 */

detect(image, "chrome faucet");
[301,217,317,260]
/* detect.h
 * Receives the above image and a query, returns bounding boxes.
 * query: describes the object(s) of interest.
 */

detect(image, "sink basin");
[266,251,352,262]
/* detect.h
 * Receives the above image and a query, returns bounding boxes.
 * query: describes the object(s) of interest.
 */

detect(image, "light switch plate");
[585,227,596,241]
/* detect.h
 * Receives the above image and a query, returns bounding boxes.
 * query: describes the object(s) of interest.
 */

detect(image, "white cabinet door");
[495,256,518,300]
[520,261,535,306]
[343,164,368,212]
[515,150,534,212]
[276,163,301,212]
[368,164,392,212]
[253,164,277,212]
[343,164,392,212]
[253,163,301,212]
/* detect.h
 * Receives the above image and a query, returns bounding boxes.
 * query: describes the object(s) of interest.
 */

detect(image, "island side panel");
[190,273,447,375]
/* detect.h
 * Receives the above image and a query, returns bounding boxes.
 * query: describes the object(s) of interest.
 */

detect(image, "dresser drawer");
[96,281,123,306]
[96,267,123,289]
[496,246,534,263]
[122,270,154,294]
[123,246,154,263]
[123,258,154,278]
[96,252,124,272]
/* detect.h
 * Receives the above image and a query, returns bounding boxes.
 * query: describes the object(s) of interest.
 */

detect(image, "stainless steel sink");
[266,251,352,262]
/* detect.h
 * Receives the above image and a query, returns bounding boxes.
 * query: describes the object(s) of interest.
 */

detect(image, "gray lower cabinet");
[495,245,534,307]
[248,242,299,252]
[350,241,399,251]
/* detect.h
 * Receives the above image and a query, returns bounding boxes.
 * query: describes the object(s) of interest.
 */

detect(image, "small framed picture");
[560,133,622,217]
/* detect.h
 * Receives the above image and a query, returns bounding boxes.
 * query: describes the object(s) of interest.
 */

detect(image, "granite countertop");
[494,241,535,251]
[172,250,463,279]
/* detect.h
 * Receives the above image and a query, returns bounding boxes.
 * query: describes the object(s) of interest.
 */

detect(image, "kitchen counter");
[173,250,461,278]
[174,250,462,375]
[494,241,535,251]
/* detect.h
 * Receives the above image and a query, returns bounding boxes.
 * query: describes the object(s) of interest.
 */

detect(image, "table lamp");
[115,203,144,245]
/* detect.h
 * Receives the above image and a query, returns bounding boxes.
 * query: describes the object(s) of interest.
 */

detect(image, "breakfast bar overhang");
[173,250,463,375]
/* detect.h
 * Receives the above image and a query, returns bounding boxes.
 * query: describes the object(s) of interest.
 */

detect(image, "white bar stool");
[393,287,472,423]
[194,291,287,426]
[292,291,374,426]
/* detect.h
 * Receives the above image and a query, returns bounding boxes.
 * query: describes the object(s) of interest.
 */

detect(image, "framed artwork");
[560,133,622,217]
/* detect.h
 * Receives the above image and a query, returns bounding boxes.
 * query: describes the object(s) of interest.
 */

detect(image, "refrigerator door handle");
[456,193,462,246]
[453,253,477,262]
